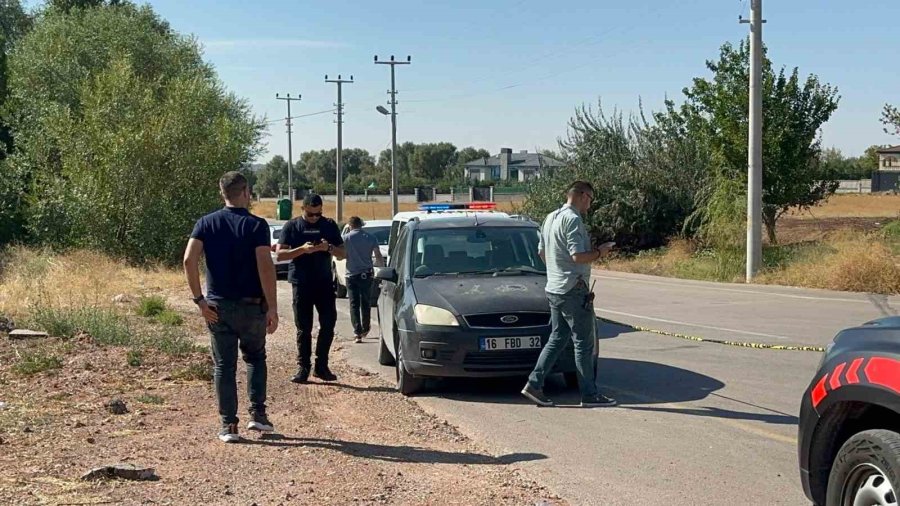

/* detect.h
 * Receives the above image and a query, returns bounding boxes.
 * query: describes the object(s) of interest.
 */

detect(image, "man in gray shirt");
[342,216,385,343]
[522,181,617,408]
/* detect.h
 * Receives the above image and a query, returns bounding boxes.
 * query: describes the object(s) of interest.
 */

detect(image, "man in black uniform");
[276,194,345,383]
[183,171,279,443]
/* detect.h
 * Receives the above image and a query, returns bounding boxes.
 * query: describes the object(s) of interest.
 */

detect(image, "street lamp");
[376,106,389,116]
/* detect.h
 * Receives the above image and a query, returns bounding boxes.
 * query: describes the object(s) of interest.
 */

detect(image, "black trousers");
[347,274,374,336]
[291,282,337,368]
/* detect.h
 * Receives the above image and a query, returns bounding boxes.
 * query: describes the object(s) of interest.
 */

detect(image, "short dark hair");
[348,216,364,229]
[566,180,595,197]
[303,193,323,207]
[219,171,248,200]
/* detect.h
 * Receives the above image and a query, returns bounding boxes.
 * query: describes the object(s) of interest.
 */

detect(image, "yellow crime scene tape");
[598,317,827,353]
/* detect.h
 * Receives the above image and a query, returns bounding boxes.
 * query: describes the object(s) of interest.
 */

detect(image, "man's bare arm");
[571,250,601,264]
[571,243,614,264]
[275,243,316,261]
[183,238,218,323]
[183,239,205,298]
[373,246,385,267]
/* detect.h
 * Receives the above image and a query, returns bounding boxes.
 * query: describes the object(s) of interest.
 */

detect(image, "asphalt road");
[279,272,899,505]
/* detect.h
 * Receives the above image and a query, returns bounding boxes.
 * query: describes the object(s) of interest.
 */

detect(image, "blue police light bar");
[418,202,497,212]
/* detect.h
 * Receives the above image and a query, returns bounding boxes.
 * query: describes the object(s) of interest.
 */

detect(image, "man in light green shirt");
[522,181,617,408]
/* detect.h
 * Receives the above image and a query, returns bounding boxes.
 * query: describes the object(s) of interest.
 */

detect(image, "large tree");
[3,2,262,262]
[49,0,123,13]
[456,147,490,165]
[522,103,709,250]
[410,142,457,181]
[676,41,840,243]
[376,141,415,177]
[255,155,288,197]
[883,104,900,137]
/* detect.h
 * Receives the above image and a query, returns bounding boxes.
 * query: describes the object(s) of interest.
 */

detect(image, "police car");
[374,203,578,396]
[799,316,900,506]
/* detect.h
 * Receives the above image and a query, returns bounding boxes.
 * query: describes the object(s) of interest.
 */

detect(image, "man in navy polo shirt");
[276,194,345,384]
[183,171,279,443]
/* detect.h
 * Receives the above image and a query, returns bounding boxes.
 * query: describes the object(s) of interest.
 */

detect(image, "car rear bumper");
[399,327,576,378]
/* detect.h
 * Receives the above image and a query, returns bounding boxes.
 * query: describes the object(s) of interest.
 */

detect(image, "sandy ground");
[0,313,563,505]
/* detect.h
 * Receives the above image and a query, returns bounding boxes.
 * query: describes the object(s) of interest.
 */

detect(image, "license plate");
[479,336,542,351]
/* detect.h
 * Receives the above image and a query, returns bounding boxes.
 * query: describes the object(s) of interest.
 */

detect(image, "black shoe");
[291,366,310,384]
[247,412,274,432]
[218,422,240,443]
[313,365,337,382]
[521,384,554,407]
[581,394,617,408]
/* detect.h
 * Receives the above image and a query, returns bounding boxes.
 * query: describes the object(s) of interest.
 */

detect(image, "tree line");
[0,1,262,264]
[251,144,493,197]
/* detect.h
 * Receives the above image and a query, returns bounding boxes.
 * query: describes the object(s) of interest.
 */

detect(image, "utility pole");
[740,0,763,282]
[374,55,411,217]
[275,93,301,199]
[325,75,354,223]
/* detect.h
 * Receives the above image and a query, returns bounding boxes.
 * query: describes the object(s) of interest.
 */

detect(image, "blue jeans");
[207,299,268,425]
[528,284,598,398]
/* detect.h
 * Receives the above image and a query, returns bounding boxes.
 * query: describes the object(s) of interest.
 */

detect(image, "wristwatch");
[192,294,205,305]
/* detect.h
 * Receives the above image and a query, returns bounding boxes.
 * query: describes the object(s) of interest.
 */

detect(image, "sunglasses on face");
[305,211,323,218]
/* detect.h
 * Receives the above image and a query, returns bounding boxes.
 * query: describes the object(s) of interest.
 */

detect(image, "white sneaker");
[218,423,240,443]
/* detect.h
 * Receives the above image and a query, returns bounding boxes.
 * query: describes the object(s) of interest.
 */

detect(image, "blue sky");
[25,1,900,162]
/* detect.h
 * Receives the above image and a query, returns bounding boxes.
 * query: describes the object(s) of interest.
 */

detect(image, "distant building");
[463,148,566,183]
[873,145,900,192]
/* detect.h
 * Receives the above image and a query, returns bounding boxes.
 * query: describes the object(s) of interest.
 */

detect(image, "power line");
[263,108,335,125]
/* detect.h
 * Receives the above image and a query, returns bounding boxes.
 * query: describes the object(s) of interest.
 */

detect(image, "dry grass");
[0,246,185,321]
[605,239,695,277]
[252,198,520,221]
[756,232,900,294]
[788,194,900,219]
[606,225,900,294]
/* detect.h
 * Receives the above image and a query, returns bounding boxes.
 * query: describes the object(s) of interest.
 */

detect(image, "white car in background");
[333,219,391,298]
[269,223,290,278]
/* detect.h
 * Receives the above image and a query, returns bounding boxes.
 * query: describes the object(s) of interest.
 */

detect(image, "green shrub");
[30,306,132,345]
[136,394,164,405]
[14,351,62,375]
[137,296,167,317]
[882,220,900,239]
[155,309,183,326]
[126,349,142,367]
[173,362,213,382]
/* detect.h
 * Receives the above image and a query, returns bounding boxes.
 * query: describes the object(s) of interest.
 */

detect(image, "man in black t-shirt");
[276,194,345,383]
[183,171,279,443]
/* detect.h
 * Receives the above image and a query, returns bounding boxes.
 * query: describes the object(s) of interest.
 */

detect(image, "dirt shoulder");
[0,302,563,505]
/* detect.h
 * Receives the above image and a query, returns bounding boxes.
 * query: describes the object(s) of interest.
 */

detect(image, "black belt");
[239,297,263,304]
[348,271,373,280]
